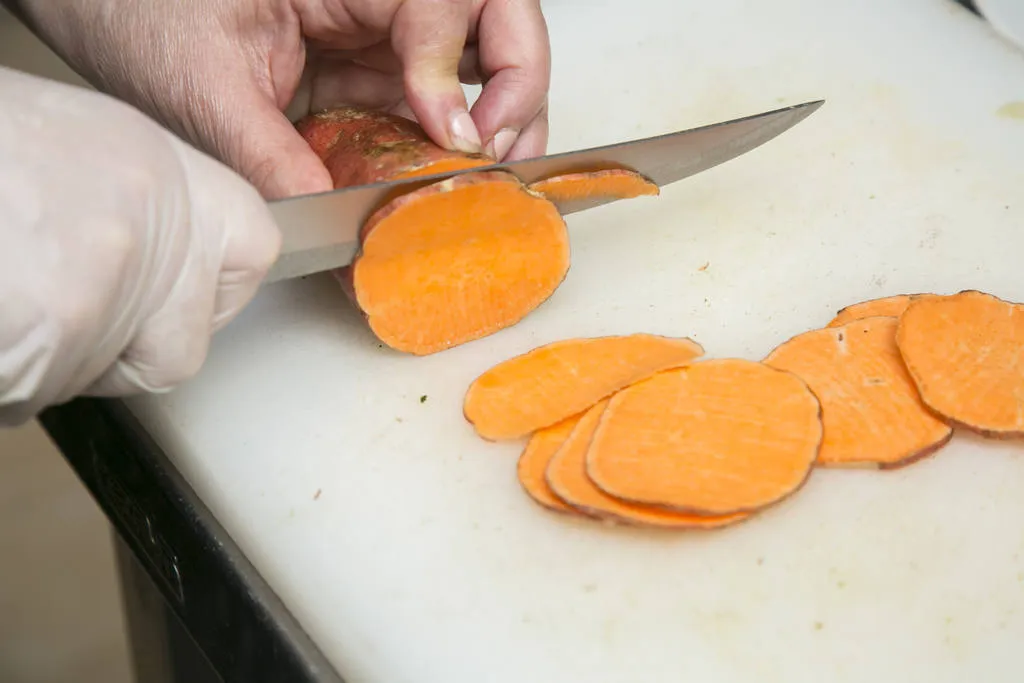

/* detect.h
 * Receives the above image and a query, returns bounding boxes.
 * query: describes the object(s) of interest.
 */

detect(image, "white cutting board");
[120,0,1024,681]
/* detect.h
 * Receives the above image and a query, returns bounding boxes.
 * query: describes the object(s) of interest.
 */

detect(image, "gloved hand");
[0,66,281,426]
[16,0,551,200]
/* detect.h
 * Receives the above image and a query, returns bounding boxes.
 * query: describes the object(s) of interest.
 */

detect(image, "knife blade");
[263,98,824,283]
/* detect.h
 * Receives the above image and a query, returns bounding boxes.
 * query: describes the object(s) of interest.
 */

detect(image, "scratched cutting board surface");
[123,1,1024,681]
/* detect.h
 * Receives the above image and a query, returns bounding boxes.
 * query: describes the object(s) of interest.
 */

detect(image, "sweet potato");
[765,316,953,468]
[527,168,659,204]
[463,334,704,441]
[337,172,570,354]
[546,400,752,528]
[895,290,1024,438]
[296,106,571,355]
[827,295,914,327]
[517,416,581,515]
[474,284,1024,533]
[585,359,822,515]
[826,294,942,328]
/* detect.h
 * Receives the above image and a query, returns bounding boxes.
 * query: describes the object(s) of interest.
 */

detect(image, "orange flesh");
[463,334,705,441]
[297,106,558,355]
[825,294,946,328]
[391,158,491,180]
[546,400,752,528]
[373,158,495,213]
[517,416,581,514]
[827,295,914,327]
[353,173,569,355]
[764,316,953,468]
[895,290,1024,438]
[528,169,659,203]
[585,359,822,515]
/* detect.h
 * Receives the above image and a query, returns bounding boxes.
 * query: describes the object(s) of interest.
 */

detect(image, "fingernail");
[486,128,520,161]
[449,111,482,153]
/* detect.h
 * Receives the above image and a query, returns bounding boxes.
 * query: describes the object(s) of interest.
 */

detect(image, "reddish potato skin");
[299,106,497,324]
[294,106,491,189]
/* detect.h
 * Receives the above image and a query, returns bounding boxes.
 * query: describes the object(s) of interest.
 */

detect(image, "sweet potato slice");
[895,290,1024,438]
[826,294,945,328]
[296,106,571,355]
[546,400,752,528]
[517,416,582,514]
[764,316,953,468]
[827,295,915,327]
[585,359,822,515]
[528,169,659,204]
[463,334,705,441]
[342,171,570,355]
[295,106,491,188]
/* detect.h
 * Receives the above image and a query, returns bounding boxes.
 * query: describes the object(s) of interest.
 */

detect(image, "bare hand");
[21,0,551,199]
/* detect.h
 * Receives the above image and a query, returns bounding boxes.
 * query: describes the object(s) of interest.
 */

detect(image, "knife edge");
[263,98,825,284]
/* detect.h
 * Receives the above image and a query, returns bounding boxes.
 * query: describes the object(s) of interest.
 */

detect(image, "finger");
[469,0,551,160]
[225,90,334,200]
[391,0,482,154]
[327,43,403,74]
[84,141,282,396]
[308,59,407,113]
[82,212,218,397]
[184,148,281,333]
[324,43,484,86]
[193,59,333,200]
[501,99,548,161]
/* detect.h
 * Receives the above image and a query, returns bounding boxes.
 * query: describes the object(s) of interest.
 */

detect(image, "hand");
[19,0,551,200]
[0,66,280,426]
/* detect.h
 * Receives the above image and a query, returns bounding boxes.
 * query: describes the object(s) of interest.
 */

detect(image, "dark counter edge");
[38,397,345,683]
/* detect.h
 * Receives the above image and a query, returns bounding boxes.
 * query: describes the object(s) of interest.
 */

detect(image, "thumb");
[180,142,282,334]
[214,88,333,200]
[392,0,482,155]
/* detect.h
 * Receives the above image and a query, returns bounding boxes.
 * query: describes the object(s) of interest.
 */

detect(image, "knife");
[264,98,824,283]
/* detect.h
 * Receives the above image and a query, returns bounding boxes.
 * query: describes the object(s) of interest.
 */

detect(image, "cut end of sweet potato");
[350,171,569,355]
[517,416,581,514]
[585,359,822,516]
[546,400,752,529]
[463,333,705,441]
[896,290,1024,438]
[528,169,659,204]
[765,316,953,469]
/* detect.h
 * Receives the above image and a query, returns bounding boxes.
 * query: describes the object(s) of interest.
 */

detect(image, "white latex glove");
[0,66,281,427]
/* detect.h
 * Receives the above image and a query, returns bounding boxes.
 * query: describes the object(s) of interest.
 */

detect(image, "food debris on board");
[289,107,1023,533]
